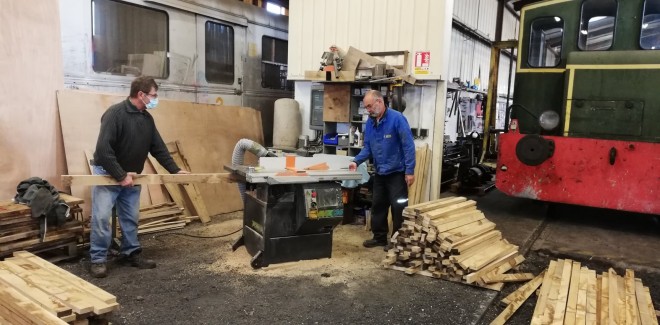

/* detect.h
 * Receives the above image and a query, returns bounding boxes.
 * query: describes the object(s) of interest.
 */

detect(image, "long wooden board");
[57,90,264,217]
[61,173,231,187]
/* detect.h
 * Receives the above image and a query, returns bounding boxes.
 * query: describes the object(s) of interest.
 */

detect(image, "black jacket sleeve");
[95,109,128,181]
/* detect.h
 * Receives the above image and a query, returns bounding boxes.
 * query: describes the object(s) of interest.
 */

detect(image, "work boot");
[363,238,387,248]
[90,262,107,278]
[119,252,157,269]
[383,242,394,252]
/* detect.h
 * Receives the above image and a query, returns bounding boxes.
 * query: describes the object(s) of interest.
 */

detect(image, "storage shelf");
[351,120,367,124]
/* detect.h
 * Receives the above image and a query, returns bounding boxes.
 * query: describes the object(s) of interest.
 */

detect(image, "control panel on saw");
[304,187,343,220]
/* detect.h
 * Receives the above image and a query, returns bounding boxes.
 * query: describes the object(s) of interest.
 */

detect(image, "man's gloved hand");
[405,174,415,187]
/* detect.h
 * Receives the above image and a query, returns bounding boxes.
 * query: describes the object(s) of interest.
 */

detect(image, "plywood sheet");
[0,0,66,201]
[323,84,350,122]
[57,90,263,217]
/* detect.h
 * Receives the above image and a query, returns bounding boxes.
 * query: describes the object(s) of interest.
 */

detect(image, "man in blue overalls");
[349,90,416,249]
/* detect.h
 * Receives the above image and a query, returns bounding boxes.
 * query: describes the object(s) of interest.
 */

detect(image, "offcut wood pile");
[0,251,118,324]
[383,196,529,291]
[491,258,659,325]
[136,202,196,235]
[0,194,84,259]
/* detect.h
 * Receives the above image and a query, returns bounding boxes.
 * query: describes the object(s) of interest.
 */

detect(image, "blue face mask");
[145,97,159,109]
[142,94,159,110]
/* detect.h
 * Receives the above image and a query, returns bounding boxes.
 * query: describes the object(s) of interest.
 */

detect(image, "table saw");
[226,154,361,268]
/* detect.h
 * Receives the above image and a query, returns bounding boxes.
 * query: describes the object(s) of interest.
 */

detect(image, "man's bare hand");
[177,170,190,174]
[348,162,357,171]
[119,173,134,187]
[405,174,415,187]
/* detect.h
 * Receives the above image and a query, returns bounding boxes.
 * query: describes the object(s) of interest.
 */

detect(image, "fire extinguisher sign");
[414,51,430,75]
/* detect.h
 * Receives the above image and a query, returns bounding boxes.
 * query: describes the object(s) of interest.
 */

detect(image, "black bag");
[14,177,71,241]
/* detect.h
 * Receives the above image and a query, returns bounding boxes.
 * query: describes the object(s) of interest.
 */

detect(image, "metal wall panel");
[502,8,520,41]
[288,0,453,80]
[477,0,498,40]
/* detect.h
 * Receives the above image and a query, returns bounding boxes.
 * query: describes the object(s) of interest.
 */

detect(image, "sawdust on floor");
[198,212,386,293]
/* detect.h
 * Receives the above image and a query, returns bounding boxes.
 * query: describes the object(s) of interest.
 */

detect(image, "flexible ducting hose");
[231,139,273,202]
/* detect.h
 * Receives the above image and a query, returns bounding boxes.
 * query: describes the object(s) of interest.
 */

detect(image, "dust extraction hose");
[231,139,273,202]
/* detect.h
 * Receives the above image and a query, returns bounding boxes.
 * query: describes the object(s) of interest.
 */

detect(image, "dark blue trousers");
[371,172,409,242]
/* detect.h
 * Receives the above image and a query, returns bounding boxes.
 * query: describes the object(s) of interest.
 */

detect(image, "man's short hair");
[365,90,384,101]
[130,76,158,98]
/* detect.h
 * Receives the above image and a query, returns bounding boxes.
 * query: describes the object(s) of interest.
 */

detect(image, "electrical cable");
[153,227,242,241]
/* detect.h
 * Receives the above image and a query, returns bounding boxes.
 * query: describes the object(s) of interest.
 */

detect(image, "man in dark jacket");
[349,90,416,250]
[90,76,188,278]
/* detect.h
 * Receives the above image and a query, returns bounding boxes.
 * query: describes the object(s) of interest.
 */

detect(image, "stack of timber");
[0,251,118,324]
[490,258,659,325]
[135,202,195,235]
[383,196,528,291]
[0,194,84,260]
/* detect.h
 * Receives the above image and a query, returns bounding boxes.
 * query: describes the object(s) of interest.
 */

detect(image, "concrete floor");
[57,189,659,324]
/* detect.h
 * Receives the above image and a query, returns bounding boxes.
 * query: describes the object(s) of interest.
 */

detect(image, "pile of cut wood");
[383,196,529,291]
[491,258,658,325]
[135,202,197,235]
[0,251,118,324]
[0,194,84,259]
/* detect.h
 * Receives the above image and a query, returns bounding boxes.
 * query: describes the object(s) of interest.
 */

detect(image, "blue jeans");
[90,165,142,263]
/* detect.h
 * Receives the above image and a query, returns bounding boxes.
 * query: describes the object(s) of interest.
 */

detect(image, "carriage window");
[205,21,235,84]
[261,36,291,90]
[578,0,617,51]
[92,0,168,78]
[641,0,660,49]
[528,17,564,67]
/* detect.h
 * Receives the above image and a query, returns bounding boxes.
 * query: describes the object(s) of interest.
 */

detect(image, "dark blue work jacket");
[353,108,416,176]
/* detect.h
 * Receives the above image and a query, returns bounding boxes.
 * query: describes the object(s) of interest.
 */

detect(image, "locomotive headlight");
[539,110,560,130]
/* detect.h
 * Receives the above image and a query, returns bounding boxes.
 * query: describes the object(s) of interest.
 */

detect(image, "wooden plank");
[575,267,589,325]
[408,147,422,205]
[61,173,231,187]
[441,220,497,243]
[485,273,535,283]
[0,259,98,314]
[539,259,565,324]
[530,260,558,322]
[565,261,582,325]
[433,212,485,232]
[417,146,431,203]
[586,269,598,325]
[411,196,467,214]
[423,200,477,220]
[609,269,621,325]
[464,251,519,284]
[0,232,78,253]
[624,270,638,325]
[635,279,659,325]
[451,230,501,254]
[481,255,526,284]
[405,196,462,211]
[490,271,545,325]
[0,266,72,317]
[602,272,611,325]
[0,285,68,325]
[552,259,574,324]
[501,270,546,305]
[11,252,117,304]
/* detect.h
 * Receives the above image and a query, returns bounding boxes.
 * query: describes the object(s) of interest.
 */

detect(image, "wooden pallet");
[382,197,527,291]
[491,258,659,325]
[0,195,85,261]
[0,251,118,324]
